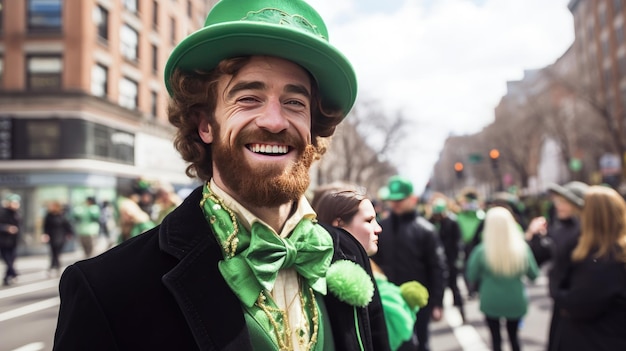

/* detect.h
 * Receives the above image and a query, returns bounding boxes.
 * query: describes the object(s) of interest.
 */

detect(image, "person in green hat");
[54,1,390,350]
[373,176,447,351]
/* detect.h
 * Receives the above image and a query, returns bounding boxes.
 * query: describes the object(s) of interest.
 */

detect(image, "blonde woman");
[467,206,539,351]
[553,186,626,350]
[117,198,155,243]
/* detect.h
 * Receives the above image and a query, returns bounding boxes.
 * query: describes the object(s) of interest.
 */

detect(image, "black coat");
[0,207,20,249]
[43,212,74,247]
[554,252,626,351]
[53,187,390,351]
[428,214,462,268]
[374,211,447,308]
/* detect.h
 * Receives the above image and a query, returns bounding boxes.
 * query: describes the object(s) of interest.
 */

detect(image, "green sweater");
[466,244,539,319]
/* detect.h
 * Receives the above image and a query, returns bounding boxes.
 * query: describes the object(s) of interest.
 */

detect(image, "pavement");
[6,237,112,286]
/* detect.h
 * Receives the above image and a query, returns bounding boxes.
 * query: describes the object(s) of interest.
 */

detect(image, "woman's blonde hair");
[483,206,529,276]
[573,186,626,262]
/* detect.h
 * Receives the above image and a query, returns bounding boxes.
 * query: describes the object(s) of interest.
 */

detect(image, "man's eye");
[286,100,306,107]
[238,96,259,103]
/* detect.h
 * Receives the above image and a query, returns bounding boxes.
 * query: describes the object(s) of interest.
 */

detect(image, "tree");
[316,100,408,195]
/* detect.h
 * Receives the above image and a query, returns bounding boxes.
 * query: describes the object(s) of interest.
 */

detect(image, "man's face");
[387,196,417,215]
[199,56,316,208]
[551,194,576,220]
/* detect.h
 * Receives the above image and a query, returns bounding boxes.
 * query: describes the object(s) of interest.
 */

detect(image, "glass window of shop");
[12,118,134,164]
[26,119,61,158]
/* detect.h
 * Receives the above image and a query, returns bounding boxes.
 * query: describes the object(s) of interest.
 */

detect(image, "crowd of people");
[0,179,182,284]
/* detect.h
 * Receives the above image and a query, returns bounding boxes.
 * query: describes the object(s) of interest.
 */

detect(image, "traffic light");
[454,162,464,179]
[489,148,500,170]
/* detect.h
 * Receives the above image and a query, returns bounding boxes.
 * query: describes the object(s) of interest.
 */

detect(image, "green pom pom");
[400,281,429,309]
[326,260,374,307]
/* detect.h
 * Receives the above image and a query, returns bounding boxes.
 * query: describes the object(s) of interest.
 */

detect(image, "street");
[0,241,552,351]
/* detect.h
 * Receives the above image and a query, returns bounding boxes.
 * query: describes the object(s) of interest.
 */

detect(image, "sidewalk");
[6,237,112,286]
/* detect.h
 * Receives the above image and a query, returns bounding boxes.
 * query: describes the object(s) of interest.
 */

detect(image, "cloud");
[307,0,574,190]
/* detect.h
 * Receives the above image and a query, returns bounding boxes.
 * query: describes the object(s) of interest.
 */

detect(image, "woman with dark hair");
[312,183,428,351]
[553,186,626,350]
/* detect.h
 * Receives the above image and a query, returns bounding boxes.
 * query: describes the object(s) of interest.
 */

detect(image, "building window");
[27,55,62,90]
[0,56,3,87]
[150,91,158,118]
[617,24,625,46]
[0,117,11,160]
[151,44,158,74]
[28,0,62,32]
[120,24,139,61]
[94,124,110,158]
[171,17,176,44]
[91,64,108,97]
[615,0,623,12]
[187,0,192,18]
[119,77,138,110]
[93,5,108,41]
[0,0,4,34]
[123,0,138,14]
[152,0,158,29]
[26,120,60,158]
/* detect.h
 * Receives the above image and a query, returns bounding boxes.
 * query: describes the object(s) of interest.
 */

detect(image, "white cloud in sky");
[306,0,574,190]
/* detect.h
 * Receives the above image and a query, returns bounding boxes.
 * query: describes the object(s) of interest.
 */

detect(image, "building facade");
[0,0,216,248]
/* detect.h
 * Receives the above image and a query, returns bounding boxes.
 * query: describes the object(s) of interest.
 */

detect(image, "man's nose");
[256,99,289,133]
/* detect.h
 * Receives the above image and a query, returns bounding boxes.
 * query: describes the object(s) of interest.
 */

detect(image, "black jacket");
[373,210,447,308]
[428,214,461,268]
[0,207,20,249]
[554,252,626,351]
[54,186,390,351]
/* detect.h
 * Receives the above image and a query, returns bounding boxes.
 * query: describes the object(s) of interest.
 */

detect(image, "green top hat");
[383,176,414,201]
[164,0,358,118]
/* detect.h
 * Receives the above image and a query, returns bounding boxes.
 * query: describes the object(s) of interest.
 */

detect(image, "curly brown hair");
[167,56,345,181]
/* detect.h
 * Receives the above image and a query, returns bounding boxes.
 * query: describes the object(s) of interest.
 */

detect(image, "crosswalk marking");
[443,289,490,351]
[0,297,59,322]
[0,280,59,300]
[10,342,46,351]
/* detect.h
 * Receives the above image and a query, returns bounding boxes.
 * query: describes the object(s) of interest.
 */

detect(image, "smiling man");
[53,1,390,350]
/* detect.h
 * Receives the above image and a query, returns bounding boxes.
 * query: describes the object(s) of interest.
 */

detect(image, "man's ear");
[198,115,214,144]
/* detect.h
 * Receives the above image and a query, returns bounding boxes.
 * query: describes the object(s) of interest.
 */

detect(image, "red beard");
[212,127,317,208]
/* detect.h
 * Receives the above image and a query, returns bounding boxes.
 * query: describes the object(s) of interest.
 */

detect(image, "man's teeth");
[250,144,288,154]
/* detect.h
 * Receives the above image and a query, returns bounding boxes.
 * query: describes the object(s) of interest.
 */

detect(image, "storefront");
[0,115,195,254]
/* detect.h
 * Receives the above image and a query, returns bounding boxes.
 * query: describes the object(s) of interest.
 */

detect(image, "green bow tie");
[201,185,334,307]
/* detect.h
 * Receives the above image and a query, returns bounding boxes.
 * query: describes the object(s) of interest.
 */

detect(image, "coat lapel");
[159,186,253,351]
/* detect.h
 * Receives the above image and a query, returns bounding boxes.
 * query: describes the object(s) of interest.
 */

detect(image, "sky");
[306,0,575,191]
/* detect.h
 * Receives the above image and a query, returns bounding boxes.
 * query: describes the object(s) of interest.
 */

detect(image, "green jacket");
[466,244,539,319]
[73,204,101,236]
[374,274,418,351]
